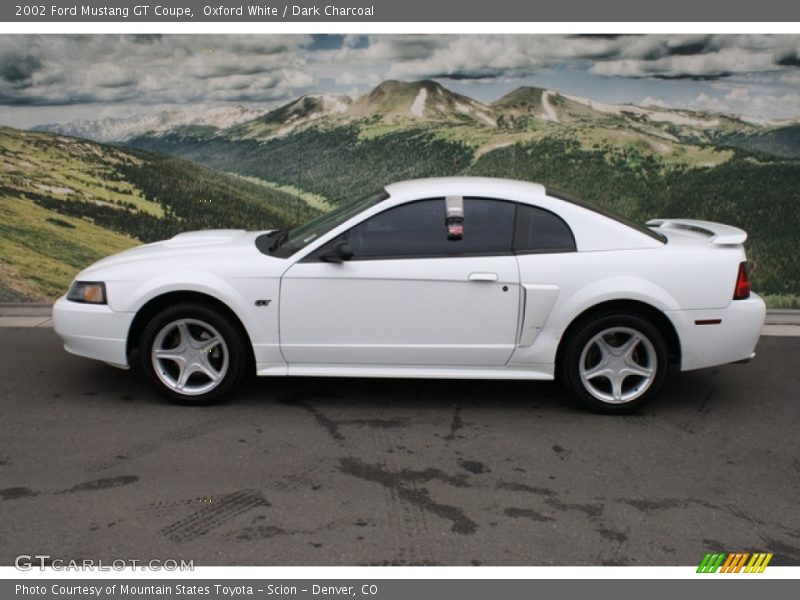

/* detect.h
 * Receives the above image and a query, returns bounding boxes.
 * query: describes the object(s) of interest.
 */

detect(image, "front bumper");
[666,293,767,372]
[52,295,135,369]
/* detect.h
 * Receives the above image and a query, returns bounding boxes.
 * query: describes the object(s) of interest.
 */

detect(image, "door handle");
[468,272,499,282]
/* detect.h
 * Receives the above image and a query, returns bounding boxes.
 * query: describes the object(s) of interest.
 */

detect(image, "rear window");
[545,186,666,244]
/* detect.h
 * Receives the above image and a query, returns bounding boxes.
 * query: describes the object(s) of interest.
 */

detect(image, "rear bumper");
[732,352,756,364]
[52,296,134,368]
[666,293,766,372]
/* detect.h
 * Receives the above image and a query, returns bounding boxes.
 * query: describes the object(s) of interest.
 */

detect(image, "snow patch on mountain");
[411,88,427,117]
[737,114,784,127]
[647,112,720,128]
[562,93,720,128]
[540,91,559,123]
[476,111,497,127]
[321,95,350,114]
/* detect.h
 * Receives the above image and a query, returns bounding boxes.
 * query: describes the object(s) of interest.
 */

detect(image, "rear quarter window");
[514,205,576,254]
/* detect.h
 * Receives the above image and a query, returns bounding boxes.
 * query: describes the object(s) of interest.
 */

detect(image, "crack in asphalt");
[57,476,139,494]
[496,481,557,496]
[503,507,555,522]
[338,457,478,535]
[0,486,39,500]
[288,400,407,443]
[443,405,464,442]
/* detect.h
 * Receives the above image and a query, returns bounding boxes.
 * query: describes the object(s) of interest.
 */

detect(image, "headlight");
[66,281,107,304]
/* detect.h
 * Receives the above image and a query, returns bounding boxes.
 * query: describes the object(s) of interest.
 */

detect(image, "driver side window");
[346,197,515,259]
[348,199,446,258]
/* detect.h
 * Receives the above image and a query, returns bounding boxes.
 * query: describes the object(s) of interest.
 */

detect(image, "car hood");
[77,229,280,279]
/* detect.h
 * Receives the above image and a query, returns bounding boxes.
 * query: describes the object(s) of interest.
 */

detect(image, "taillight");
[733,261,750,300]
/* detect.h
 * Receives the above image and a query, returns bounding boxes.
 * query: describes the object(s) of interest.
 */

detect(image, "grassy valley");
[129,125,475,205]
[0,127,318,301]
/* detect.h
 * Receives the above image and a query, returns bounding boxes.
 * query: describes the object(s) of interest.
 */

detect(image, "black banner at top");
[2,0,800,22]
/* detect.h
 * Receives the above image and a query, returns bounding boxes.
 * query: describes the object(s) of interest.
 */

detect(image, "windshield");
[258,189,389,258]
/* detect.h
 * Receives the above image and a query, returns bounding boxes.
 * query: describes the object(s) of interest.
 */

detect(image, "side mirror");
[320,240,354,263]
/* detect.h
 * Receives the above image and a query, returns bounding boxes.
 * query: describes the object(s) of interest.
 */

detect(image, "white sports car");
[53,177,765,413]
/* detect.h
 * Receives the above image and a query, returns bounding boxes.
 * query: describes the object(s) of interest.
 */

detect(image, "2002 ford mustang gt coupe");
[53,177,765,413]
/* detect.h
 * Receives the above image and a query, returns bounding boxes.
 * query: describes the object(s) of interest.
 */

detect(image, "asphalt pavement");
[1,327,799,566]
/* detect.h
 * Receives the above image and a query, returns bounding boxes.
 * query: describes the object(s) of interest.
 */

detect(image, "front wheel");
[559,313,668,414]
[139,303,248,405]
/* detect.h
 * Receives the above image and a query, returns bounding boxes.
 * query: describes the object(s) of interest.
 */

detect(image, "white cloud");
[336,34,800,83]
[0,35,314,108]
[725,87,750,101]
[686,87,800,119]
[689,93,730,113]
[780,71,800,85]
[3,34,800,123]
[335,71,381,87]
[641,96,669,108]
[590,47,777,79]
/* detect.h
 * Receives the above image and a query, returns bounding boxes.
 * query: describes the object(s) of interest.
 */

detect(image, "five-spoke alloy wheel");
[560,313,668,413]
[140,303,247,405]
[151,318,229,396]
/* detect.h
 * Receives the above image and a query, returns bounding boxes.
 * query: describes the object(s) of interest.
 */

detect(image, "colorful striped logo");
[697,552,773,573]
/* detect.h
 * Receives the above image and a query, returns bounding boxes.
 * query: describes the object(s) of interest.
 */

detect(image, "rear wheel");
[559,313,668,414]
[139,303,247,405]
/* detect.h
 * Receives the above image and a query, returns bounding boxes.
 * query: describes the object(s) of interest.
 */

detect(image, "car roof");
[384,177,547,201]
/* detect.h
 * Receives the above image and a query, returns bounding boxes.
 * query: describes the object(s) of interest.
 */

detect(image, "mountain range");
[38,79,800,156]
[33,105,264,143]
[6,79,800,304]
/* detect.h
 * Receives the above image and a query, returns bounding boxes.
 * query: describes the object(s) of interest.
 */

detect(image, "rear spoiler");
[646,219,747,245]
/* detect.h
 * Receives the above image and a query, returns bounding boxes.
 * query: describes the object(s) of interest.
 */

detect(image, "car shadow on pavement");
[52,338,771,421]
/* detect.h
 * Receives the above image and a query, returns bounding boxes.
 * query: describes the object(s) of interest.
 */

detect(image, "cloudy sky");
[1,34,800,127]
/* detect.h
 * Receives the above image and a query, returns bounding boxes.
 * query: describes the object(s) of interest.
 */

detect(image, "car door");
[279,197,521,366]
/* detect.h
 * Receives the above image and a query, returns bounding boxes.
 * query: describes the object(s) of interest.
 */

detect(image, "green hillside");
[24,79,796,305]
[144,125,798,298]
[468,138,800,298]
[129,125,474,204]
[126,80,800,302]
[723,124,800,159]
[0,127,318,301]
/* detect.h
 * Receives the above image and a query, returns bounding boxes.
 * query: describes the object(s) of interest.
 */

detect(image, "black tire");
[558,312,668,414]
[139,302,248,405]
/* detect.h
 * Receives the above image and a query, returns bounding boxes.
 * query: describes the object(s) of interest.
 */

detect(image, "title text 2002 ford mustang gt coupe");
[53,177,765,413]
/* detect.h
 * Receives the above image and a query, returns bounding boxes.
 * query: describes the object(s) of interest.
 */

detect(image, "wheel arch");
[554,299,681,377]
[126,291,256,370]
